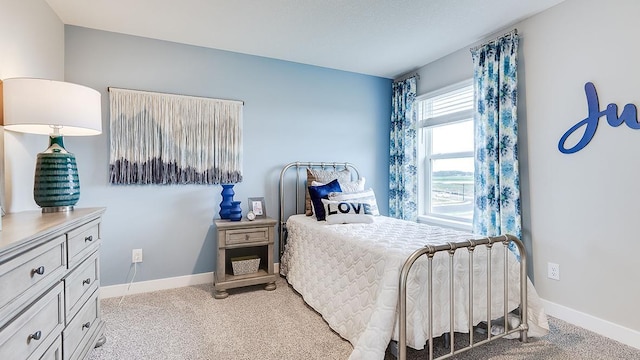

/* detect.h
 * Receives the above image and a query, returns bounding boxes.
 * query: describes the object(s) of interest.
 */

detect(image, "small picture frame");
[248,197,266,218]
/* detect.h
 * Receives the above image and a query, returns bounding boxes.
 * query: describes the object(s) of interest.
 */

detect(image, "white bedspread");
[281,215,549,360]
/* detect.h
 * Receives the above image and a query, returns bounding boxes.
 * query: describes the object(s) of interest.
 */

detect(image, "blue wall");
[64,26,392,286]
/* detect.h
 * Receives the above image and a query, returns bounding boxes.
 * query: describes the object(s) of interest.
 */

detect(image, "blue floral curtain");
[471,31,521,255]
[389,77,417,220]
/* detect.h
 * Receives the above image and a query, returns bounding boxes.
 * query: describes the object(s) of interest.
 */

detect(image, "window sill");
[417,215,472,232]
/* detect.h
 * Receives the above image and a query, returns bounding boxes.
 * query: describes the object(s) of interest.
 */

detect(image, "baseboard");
[99,272,214,299]
[100,263,281,299]
[541,298,640,349]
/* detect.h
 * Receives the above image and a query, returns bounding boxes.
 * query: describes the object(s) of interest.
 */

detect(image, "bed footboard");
[397,234,528,360]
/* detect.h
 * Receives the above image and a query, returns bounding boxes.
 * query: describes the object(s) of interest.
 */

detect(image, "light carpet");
[88,277,639,360]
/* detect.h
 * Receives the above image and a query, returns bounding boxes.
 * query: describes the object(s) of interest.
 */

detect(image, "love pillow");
[321,199,375,224]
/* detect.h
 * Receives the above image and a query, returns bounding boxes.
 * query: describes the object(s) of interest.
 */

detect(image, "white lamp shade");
[2,78,102,136]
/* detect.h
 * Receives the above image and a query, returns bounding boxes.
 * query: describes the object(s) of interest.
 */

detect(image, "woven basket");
[231,255,260,275]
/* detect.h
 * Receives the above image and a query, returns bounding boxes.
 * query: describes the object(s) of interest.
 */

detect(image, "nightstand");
[213,217,277,299]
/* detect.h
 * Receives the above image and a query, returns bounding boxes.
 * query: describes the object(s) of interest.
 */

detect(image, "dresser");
[0,207,106,360]
[213,217,277,299]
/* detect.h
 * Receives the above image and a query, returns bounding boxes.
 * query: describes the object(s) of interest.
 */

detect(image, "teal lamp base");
[33,135,80,213]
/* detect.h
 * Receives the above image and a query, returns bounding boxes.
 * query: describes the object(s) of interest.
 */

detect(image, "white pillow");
[328,188,379,216]
[311,177,365,193]
[321,199,375,224]
[340,177,365,192]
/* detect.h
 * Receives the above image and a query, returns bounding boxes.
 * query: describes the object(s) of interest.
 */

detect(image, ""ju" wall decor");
[558,82,638,154]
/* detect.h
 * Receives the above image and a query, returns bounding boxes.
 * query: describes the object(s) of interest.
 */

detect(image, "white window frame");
[416,79,474,231]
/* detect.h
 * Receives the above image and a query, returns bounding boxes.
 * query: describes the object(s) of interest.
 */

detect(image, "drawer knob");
[82,278,91,286]
[245,234,250,240]
[82,321,91,330]
[28,331,42,341]
[31,266,45,277]
[85,235,94,242]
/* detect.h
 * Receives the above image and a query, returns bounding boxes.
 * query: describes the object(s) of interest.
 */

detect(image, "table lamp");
[1,78,102,212]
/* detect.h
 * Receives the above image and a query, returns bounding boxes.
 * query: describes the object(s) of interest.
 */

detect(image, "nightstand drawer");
[0,282,64,360]
[225,227,269,245]
[64,251,99,323]
[63,290,99,360]
[67,220,100,269]
[0,237,66,324]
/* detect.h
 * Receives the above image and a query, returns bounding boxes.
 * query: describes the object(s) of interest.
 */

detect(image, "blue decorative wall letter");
[558,82,638,154]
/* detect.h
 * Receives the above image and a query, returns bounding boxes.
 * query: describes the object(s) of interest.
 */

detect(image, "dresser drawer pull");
[82,278,92,286]
[31,266,45,277]
[28,331,42,341]
[82,321,92,330]
[245,234,250,240]
[85,235,94,242]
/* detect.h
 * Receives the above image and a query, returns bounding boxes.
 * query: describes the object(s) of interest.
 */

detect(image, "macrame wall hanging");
[108,87,243,185]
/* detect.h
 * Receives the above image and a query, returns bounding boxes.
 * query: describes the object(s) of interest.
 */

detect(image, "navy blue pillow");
[308,179,342,221]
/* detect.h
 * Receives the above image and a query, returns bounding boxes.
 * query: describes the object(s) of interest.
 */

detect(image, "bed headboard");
[278,161,360,258]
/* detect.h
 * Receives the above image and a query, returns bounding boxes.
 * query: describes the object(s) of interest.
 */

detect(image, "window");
[417,79,474,228]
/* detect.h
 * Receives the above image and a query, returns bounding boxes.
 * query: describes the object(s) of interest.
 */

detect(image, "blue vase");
[219,184,235,219]
[229,201,242,221]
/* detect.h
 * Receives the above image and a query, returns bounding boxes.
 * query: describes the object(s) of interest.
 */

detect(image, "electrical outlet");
[547,262,560,280]
[132,249,143,263]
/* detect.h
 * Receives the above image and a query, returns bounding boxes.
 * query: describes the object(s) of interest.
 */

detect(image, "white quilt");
[281,215,549,360]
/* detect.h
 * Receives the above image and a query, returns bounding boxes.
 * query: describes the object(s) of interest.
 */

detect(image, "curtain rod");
[470,28,518,52]
[393,72,420,83]
[107,86,244,105]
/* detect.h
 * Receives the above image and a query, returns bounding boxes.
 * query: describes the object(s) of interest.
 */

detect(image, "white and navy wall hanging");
[108,87,243,184]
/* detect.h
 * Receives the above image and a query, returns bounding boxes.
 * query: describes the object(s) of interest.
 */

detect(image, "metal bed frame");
[397,235,528,359]
[278,161,529,360]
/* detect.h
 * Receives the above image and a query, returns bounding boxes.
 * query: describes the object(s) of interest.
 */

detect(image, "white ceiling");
[44,0,565,79]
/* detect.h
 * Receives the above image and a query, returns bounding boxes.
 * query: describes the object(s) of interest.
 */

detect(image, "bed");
[278,162,549,360]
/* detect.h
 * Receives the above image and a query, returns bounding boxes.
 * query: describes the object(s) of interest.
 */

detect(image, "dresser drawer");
[64,251,99,323]
[63,290,99,360]
[225,227,270,245]
[66,219,100,269]
[34,334,62,360]
[0,282,64,360]
[0,237,66,325]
